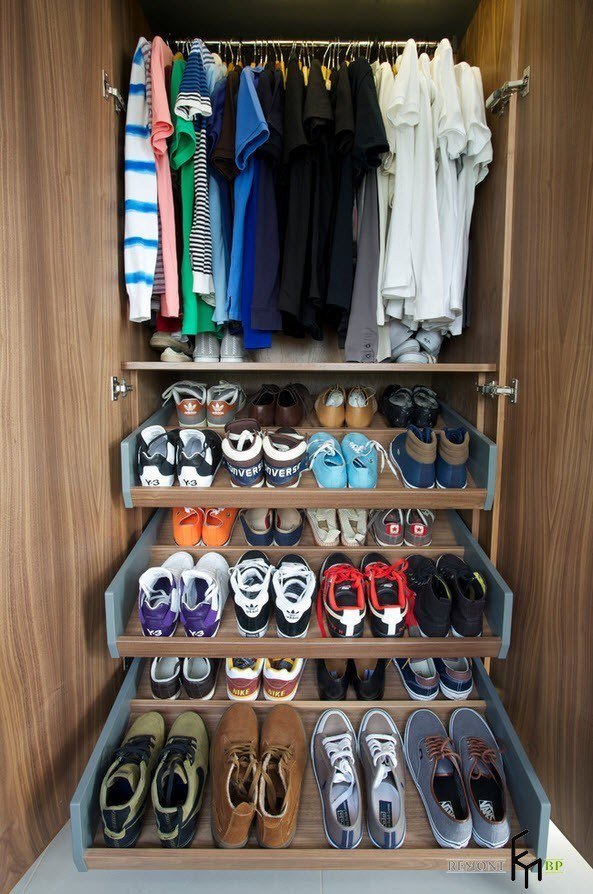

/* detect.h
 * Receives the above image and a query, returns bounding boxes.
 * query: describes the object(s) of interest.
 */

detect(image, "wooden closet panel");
[0,0,149,888]
[493,0,593,864]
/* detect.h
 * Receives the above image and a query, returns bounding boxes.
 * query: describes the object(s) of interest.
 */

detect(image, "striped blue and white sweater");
[124,38,158,322]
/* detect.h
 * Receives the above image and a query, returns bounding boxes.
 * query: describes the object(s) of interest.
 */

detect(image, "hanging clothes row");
[123,36,492,361]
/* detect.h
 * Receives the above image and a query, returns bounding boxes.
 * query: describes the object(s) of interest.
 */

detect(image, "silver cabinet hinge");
[477,379,519,404]
[486,66,530,116]
[102,70,126,113]
[111,376,134,401]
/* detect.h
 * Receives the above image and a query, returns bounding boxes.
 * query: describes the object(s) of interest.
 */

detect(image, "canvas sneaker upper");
[273,555,316,638]
[307,433,348,488]
[389,427,437,489]
[138,551,194,637]
[179,552,230,638]
[223,420,265,488]
[138,425,176,486]
[358,709,406,849]
[436,554,486,637]
[405,555,452,638]
[230,551,274,637]
[369,508,404,547]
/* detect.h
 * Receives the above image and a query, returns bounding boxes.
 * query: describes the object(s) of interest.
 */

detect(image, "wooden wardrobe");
[1,0,592,886]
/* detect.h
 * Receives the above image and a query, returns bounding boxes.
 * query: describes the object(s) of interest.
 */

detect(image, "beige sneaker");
[306,508,340,547]
[338,508,367,546]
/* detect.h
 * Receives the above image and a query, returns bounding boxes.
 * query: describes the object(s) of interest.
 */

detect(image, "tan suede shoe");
[210,703,259,848]
[345,386,377,428]
[315,385,346,427]
[256,704,307,848]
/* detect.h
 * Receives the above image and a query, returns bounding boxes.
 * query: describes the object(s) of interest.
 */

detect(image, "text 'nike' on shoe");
[176,429,222,487]
[138,551,194,637]
[223,419,265,488]
[179,553,230,638]
[230,551,274,637]
[273,555,315,638]
[318,553,366,638]
[262,658,306,701]
[225,657,264,700]
[138,425,176,486]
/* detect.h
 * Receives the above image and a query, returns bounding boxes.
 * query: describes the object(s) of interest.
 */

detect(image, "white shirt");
[374,61,396,359]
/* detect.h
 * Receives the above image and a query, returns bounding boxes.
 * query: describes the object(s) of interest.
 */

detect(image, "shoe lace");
[425,735,461,765]
[323,734,357,811]
[157,736,197,802]
[308,439,342,468]
[274,563,315,600]
[316,564,365,637]
[366,733,399,788]
[225,743,260,803]
[230,559,273,595]
[405,508,435,526]
[260,744,292,808]
[466,737,504,781]
[368,558,409,582]
[113,734,155,767]
[347,440,400,481]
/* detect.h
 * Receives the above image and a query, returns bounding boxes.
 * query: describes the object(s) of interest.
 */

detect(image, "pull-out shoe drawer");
[105,509,513,660]
[70,658,549,871]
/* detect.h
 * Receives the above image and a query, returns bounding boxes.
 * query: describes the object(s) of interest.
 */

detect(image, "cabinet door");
[0,0,150,886]
[493,0,593,865]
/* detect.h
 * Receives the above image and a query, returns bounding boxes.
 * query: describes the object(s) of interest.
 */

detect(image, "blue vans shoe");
[389,427,436,489]
[393,657,439,701]
[436,428,469,489]
[341,433,388,489]
[307,433,347,488]
[434,658,473,700]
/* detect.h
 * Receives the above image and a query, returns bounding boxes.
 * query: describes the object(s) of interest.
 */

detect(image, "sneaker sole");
[229,479,265,489]
[404,537,432,547]
[391,458,435,490]
[451,626,482,638]
[439,680,472,701]
[371,532,405,548]
[436,480,467,490]
[236,620,269,638]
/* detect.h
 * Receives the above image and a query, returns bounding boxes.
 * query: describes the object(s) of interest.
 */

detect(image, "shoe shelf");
[105,510,513,660]
[70,658,549,871]
[122,361,497,373]
[121,402,496,510]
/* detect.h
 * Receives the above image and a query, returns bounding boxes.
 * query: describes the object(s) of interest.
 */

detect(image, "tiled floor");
[12,822,592,894]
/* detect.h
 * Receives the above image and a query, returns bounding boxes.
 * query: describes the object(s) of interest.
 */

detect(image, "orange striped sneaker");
[226,658,264,701]
[262,658,305,702]
[172,507,204,547]
[202,508,239,548]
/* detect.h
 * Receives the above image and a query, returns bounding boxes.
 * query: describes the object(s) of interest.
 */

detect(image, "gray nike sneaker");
[404,709,472,848]
[311,709,363,849]
[358,709,406,849]
[449,708,510,848]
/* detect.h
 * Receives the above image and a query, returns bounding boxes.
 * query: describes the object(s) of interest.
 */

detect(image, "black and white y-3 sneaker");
[230,550,274,637]
[273,554,316,638]
[176,429,223,487]
[138,425,176,486]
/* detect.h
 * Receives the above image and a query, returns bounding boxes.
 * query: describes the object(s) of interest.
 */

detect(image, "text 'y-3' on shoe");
[100,712,165,848]
[434,658,474,701]
[307,433,347,488]
[222,419,265,488]
[225,657,264,701]
[179,553,230,638]
[404,709,472,849]
[138,551,194,637]
[369,508,404,547]
[151,712,209,848]
[390,426,437,489]
[272,554,316,638]
[138,425,176,486]
[358,709,407,849]
[318,553,366,638]
[361,553,409,637]
[449,708,511,848]
[393,657,440,701]
[230,550,274,637]
[161,380,207,428]
[263,427,307,488]
[310,709,363,849]
[172,507,204,547]
[436,428,470,489]
[256,704,307,848]
[206,381,246,428]
[405,554,452,638]
[262,658,306,701]
[436,554,486,638]
[210,703,258,848]
[176,429,223,487]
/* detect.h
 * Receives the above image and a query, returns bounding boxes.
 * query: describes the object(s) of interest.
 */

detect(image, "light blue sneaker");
[307,433,347,488]
[341,433,391,489]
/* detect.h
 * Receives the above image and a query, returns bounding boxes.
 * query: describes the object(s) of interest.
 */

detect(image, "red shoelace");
[316,564,365,637]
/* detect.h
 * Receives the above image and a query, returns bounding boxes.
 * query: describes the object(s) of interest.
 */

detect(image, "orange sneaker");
[202,508,239,548]
[172,507,204,547]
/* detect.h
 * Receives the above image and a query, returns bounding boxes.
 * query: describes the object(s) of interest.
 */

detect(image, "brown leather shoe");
[345,386,377,428]
[256,704,307,848]
[314,385,346,427]
[247,384,279,427]
[275,384,311,427]
[211,703,259,848]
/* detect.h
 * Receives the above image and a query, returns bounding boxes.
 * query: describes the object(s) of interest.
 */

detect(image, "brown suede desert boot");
[211,703,259,847]
[256,704,307,848]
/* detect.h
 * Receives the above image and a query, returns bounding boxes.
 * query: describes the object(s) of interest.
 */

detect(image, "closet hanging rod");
[169,38,441,48]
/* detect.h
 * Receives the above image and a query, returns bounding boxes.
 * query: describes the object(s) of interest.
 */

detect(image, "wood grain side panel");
[494,0,593,864]
[0,0,148,888]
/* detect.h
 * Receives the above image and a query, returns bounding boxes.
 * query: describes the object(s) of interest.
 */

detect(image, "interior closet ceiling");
[138,0,479,41]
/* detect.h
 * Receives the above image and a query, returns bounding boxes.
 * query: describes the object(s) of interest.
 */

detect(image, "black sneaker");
[350,659,386,700]
[406,555,452,637]
[379,385,413,427]
[411,386,439,428]
[272,554,316,638]
[316,658,350,700]
[181,657,220,699]
[361,552,409,638]
[138,425,176,486]
[175,429,223,487]
[318,552,366,638]
[436,555,486,637]
[229,550,274,637]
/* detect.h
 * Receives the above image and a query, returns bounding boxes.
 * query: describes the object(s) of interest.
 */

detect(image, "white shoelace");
[273,563,315,603]
[323,734,357,811]
[406,508,435,526]
[308,439,343,468]
[230,559,274,599]
[347,439,400,481]
[308,509,340,543]
[366,734,399,789]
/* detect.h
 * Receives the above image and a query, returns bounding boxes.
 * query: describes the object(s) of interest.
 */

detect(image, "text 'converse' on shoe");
[223,419,265,488]
[263,427,307,488]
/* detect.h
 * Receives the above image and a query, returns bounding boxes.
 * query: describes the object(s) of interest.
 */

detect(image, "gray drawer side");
[440,402,497,510]
[120,403,172,508]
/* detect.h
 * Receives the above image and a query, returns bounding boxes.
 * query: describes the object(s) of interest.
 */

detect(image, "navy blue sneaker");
[434,658,473,700]
[274,509,304,546]
[239,509,274,547]
[436,428,469,489]
[390,427,436,489]
[393,657,439,700]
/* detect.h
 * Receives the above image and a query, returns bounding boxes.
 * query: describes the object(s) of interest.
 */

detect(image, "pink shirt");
[150,38,179,318]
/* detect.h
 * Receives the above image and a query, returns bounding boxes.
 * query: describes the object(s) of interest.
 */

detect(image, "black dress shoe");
[379,385,413,427]
[349,658,386,700]
[316,659,349,700]
[412,386,439,428]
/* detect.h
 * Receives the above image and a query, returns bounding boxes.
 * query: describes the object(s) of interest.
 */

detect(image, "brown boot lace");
[226,743,260,805]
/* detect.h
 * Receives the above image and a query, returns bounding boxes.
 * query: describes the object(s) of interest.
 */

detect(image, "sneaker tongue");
[335,583,358,607]
[435,756,456,776]
[183,435,204,458]
[285,579,305,600]
[146,434,168,458]
[145,587,171,611]
[111,764,140,791]
[270,658,293,672]
[235,657,256,670]
[377,580,399,607]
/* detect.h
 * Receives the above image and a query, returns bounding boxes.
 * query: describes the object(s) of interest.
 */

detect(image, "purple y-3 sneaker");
[138,551,194,637]
[180,552,230,637]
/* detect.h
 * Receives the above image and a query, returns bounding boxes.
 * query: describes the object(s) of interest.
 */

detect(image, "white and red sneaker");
[361,553,410,637]
[262,658,305,701]
[225,657,264,701]
[369,508,404,547]
[404,509,435,547]
[317,553,366,638]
